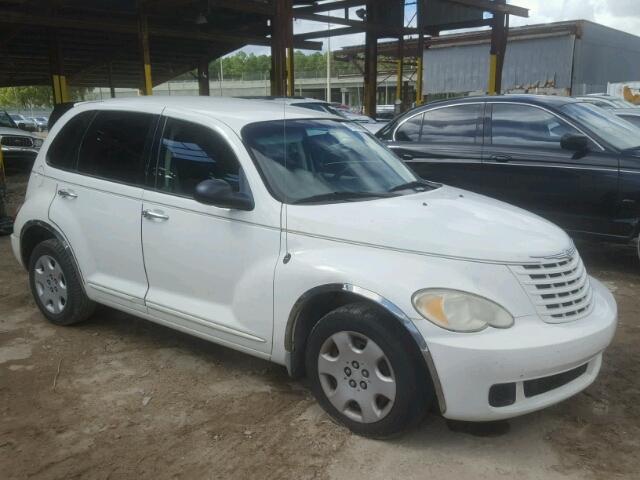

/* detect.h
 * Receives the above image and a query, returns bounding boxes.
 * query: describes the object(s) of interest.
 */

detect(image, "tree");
[0,85,91,110]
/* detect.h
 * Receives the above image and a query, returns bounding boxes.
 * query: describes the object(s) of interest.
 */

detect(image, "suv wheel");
[28,239,95,326]
[305,302,431,438]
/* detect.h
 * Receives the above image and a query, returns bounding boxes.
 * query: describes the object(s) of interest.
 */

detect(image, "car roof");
[425,94,579,109]
[71,96,334,131]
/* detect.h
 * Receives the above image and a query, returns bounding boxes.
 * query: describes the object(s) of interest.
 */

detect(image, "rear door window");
[77,110,157,186]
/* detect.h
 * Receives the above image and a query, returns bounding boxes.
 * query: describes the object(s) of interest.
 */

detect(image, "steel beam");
[488,1,508,95]
[294,0,366,14]
[0,10,322,50]
[446,0,528,18]
[293,12,418,36]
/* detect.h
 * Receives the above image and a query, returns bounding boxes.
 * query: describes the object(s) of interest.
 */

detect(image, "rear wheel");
[28,239,95,326]
[305,302,431,438]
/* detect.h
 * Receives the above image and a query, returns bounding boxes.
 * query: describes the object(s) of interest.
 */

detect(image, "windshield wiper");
[291,191,396,205]
[388,180,436,192]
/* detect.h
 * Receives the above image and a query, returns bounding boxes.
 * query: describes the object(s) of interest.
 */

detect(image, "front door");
[387,103,485,192]
[48,109,158,312]
[141,111,281,355]
[482,103,620,237]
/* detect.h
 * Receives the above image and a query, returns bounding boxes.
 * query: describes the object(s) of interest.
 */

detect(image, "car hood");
[286,186,573,264]
[0,126,35,137]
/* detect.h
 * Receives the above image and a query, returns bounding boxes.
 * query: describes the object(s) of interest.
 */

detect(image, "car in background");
[376,104,396,121]
[575,94,636,110]
[238,96,384,133]
[377,94,640,258]
[9,113,37,132]
[612,109,640,129]
[0,110,42,169]
[28,116,49,132]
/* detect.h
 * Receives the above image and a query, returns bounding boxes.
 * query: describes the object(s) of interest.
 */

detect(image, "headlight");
[412,289,514,332]
[32,138,43,148]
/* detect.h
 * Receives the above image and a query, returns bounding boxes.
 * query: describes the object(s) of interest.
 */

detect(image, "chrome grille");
[509,252,593,323]
[1,135,33,147]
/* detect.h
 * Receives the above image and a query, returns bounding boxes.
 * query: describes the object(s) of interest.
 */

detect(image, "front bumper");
[425,277,617,421]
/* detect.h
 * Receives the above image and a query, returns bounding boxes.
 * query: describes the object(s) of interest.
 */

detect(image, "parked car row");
[0,110,43,169]
[7,113,49,132]
[377,94,640,259]
[10,96,618,438]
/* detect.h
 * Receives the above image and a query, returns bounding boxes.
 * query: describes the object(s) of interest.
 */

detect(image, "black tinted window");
[491,104,578,148]
[78,111,156,185]
[395,114,423,142]
[47,111,95,170]
[156,118,245,197]
[421,105,481,144]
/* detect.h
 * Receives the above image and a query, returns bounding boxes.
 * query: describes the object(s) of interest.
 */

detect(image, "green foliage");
[0,85,91,110]
[173,50,363,82]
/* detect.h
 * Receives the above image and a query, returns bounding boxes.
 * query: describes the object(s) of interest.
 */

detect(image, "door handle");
[401,153,414,161]
[142,209,169,221]
[490,155,512,163]
[57,188,78,199]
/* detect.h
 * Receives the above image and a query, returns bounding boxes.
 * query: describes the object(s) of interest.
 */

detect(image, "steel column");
[138,14,153,95]
[271,0,293,96]
[488,1,508,95]
[198,57,210,96]
[48,30,69,104]
[395,36,404,114]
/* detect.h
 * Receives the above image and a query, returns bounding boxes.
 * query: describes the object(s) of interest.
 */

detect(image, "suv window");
[421,104,481,144]
[155,118,245,198]
[395,114,423,142]
[491,104,579,148]
[77,110,156,185]
[46,111,96,170]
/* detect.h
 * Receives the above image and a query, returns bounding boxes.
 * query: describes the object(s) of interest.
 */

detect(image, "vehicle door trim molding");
[486,161,618,173]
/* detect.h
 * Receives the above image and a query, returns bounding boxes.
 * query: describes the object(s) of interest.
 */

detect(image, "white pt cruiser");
[11,97,617,437]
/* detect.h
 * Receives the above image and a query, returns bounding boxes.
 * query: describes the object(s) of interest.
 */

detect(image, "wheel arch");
[20,220,85,286]
[284,283,424,367]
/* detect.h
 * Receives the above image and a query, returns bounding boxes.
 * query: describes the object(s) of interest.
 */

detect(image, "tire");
[28,239,95,326]
[305,302,432,438]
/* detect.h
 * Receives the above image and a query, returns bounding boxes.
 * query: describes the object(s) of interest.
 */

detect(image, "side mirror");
[561,133,589,152]
[194,179,254,211]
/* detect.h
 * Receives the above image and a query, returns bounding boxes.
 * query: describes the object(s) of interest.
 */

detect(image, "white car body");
[11,97,617,423]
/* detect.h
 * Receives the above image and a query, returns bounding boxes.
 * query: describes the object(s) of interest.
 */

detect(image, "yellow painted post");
[488,53,498,95]
[49,30,70,104]
[138,14,153,95]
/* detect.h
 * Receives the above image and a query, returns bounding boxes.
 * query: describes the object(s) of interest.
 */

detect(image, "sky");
[235,0,640,56]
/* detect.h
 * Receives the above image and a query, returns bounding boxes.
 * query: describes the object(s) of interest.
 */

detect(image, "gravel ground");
[1,173,639,480]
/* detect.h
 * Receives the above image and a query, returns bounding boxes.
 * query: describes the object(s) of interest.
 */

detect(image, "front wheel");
[305,302,431,438]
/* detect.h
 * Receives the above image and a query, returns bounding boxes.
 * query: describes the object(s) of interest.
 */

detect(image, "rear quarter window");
[46,111,96,171]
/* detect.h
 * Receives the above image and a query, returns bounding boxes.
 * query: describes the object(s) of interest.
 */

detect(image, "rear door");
[48,109,159,312]
[387,103,485,192]
[482,102,619,236]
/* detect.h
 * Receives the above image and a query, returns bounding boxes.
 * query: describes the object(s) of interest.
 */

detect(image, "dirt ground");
[1,172,639,480]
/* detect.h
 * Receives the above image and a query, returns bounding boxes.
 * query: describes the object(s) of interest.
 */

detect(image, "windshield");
[242,119,428,204]
[0,111,17,128]
[296,102,347,119]
[561,102,640,150]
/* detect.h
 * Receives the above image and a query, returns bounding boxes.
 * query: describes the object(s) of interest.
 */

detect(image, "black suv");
[377,95,640,250]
